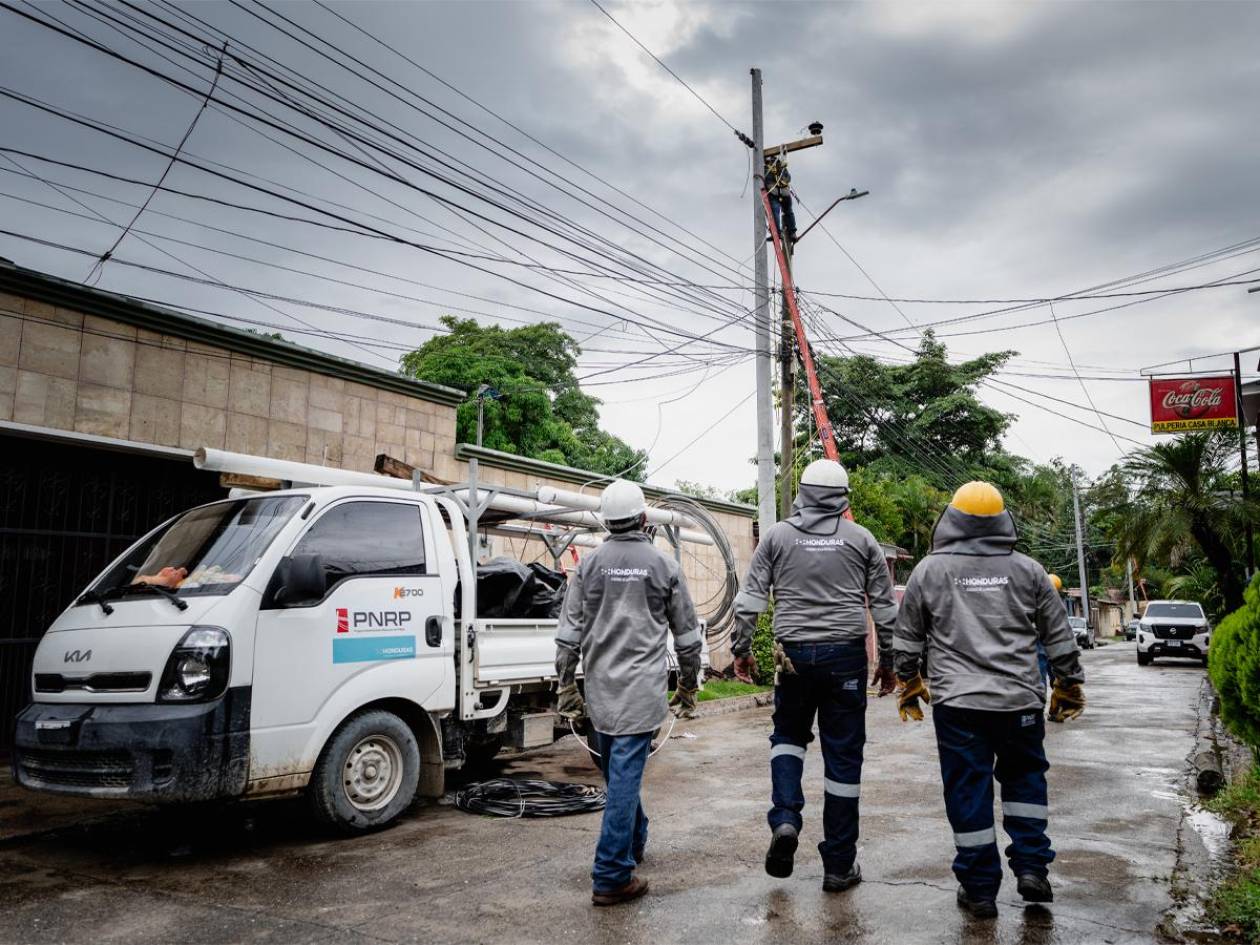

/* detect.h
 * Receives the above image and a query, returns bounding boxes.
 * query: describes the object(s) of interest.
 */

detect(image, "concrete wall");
[0,296,457,474]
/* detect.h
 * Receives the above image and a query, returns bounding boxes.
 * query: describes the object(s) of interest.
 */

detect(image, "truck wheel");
[308,710,420,833]
[1137,651,1152,666]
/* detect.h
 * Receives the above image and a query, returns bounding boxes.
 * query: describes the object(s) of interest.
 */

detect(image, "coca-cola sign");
[1149,376,1238,433]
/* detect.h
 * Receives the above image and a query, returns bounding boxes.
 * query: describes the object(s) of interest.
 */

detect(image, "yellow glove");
[1048,682,1085,723]
[897,675,931,722]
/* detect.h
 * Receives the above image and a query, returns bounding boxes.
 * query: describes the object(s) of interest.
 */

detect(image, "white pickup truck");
[11,453,718,832]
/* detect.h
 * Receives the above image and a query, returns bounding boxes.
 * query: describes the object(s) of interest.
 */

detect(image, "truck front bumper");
[1142,640,1207,659]
[11,687,250,802]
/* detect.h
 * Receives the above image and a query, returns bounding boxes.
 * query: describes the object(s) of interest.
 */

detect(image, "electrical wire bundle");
[454,779,606,818]
[652,493,739,647]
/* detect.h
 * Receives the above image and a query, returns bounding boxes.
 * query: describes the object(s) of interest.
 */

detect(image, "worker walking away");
[554,479,703,907]
[731,459,899,892]
[894,482,1086,920]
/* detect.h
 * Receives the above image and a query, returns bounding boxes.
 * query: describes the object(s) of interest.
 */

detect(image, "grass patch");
[697,680,771,703]
[1207,765,1260,942]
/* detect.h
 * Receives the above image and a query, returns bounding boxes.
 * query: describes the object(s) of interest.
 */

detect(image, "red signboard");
[1148,375,1238,433]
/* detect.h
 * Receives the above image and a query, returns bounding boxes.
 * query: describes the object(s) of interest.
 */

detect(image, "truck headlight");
[158,627,230,703]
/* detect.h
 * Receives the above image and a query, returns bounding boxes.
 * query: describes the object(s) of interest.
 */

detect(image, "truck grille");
[1151,625,1196,640]
[18,749,135,789]
[34,672,151,693]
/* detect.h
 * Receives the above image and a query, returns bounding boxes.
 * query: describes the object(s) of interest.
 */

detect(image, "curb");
[693,692,773,717]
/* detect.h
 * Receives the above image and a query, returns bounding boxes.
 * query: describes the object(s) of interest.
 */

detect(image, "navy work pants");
[768,640,867,874]
[591,730,652,893]
[933,704,1054,899]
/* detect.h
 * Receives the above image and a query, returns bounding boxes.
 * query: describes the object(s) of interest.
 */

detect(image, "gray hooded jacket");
[554,531,702,736]
[731,484,899,659]
[894,505,1084,711]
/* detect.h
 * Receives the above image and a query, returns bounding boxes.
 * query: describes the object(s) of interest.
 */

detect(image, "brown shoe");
[592,876,649,906]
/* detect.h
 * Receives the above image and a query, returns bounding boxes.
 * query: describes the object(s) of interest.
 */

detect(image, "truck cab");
[1135,600,1211,667]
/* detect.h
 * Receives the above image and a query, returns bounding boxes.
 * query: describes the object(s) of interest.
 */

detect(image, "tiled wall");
[0,295,458,476]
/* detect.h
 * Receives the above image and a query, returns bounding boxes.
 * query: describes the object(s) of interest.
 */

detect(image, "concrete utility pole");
[751,68,775,538]
[1072,479,1090,627]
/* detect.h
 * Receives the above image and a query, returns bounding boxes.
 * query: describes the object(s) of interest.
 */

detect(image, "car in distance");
[1068,616,1094,649]
[1135,600,1210,667]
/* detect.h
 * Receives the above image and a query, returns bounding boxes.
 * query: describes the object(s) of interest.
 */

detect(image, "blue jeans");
[769,192,797,240]
[933,704,1054,899]
[591,730,652,893]
[1037,642,1049,686]
[768,640,868,873]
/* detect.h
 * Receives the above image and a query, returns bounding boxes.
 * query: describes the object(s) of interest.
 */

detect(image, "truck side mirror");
[272,554,326,606]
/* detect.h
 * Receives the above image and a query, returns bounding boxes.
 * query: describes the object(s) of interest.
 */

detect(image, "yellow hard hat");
[951,481,1005,516]
[1048,573,1063,591]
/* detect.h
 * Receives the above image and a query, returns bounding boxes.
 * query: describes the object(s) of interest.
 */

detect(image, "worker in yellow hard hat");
[892,481,1086,919]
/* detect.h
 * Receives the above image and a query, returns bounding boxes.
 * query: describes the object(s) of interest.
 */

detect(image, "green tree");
[805,330,1015,486]
[1107,432,1258,612]
[400,317,646,480]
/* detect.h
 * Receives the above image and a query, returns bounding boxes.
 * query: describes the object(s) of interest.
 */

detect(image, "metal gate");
[0,435,223,750]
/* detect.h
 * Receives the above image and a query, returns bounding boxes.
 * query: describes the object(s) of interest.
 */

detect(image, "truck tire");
[1137,651,1152,666]
[308,710,420,833]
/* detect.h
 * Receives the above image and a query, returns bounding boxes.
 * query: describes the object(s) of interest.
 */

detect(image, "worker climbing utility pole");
[751,68,775,539]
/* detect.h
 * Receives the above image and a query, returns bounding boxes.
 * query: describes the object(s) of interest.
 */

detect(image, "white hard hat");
[800,459,849,490]
[599,479,647,524]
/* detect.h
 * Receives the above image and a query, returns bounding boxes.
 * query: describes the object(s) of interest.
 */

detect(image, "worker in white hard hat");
[554,479,703,907]
[731,458,900,893]
[894,482,1085,920]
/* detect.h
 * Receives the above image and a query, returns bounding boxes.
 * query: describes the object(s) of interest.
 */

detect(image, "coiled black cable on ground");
[454,779,606,818]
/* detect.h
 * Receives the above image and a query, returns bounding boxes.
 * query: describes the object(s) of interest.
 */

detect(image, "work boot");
[822,863,862,892]
[764,823,799,878]
[956,887,998,919]
[591,876,649,907]
[1016,873,1053,903]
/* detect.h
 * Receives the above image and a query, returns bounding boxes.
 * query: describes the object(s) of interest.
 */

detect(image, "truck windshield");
[1144,602,1205,619]
[87,495,306,601]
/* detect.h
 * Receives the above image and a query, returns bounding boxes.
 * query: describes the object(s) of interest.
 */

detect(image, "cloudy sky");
[2,0,1259,495]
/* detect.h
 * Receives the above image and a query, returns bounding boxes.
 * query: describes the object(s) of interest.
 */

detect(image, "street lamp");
[793,188,870,243]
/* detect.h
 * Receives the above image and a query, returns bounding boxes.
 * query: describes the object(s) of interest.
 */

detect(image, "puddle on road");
[1184,807,1232,866]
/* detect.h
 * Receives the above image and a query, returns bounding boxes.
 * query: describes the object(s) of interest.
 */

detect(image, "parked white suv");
[1135,600,1211,667]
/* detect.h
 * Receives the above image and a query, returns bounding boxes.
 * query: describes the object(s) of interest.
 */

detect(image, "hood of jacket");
[784,483,851,536]
[930,505,1018,556]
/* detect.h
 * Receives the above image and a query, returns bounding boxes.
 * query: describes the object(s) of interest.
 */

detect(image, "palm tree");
[1110,432,1259,613]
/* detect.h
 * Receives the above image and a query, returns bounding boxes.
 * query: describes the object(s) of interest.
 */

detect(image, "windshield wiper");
[124,583,189,611]
[75,589,114,616]
[86,582,190,612]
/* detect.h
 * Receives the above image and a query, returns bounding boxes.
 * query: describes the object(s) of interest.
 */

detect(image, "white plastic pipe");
[195,448,714,545]
[536,485,698,529]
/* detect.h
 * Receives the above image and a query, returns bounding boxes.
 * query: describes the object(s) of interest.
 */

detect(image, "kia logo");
[64,649,92,663]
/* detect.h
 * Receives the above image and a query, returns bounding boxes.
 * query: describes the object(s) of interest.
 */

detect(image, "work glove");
[669,685,699,719]
[557,683,586,723]
[1048,682,1085,723]
[733,653,758,685]
[870,662,897,697]
[897,675,931,722]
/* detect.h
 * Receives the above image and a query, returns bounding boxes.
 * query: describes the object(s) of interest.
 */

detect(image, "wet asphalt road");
[0,643,1211,944]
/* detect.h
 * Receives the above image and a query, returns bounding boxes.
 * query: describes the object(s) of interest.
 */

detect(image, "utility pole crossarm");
[762,134,823,157]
